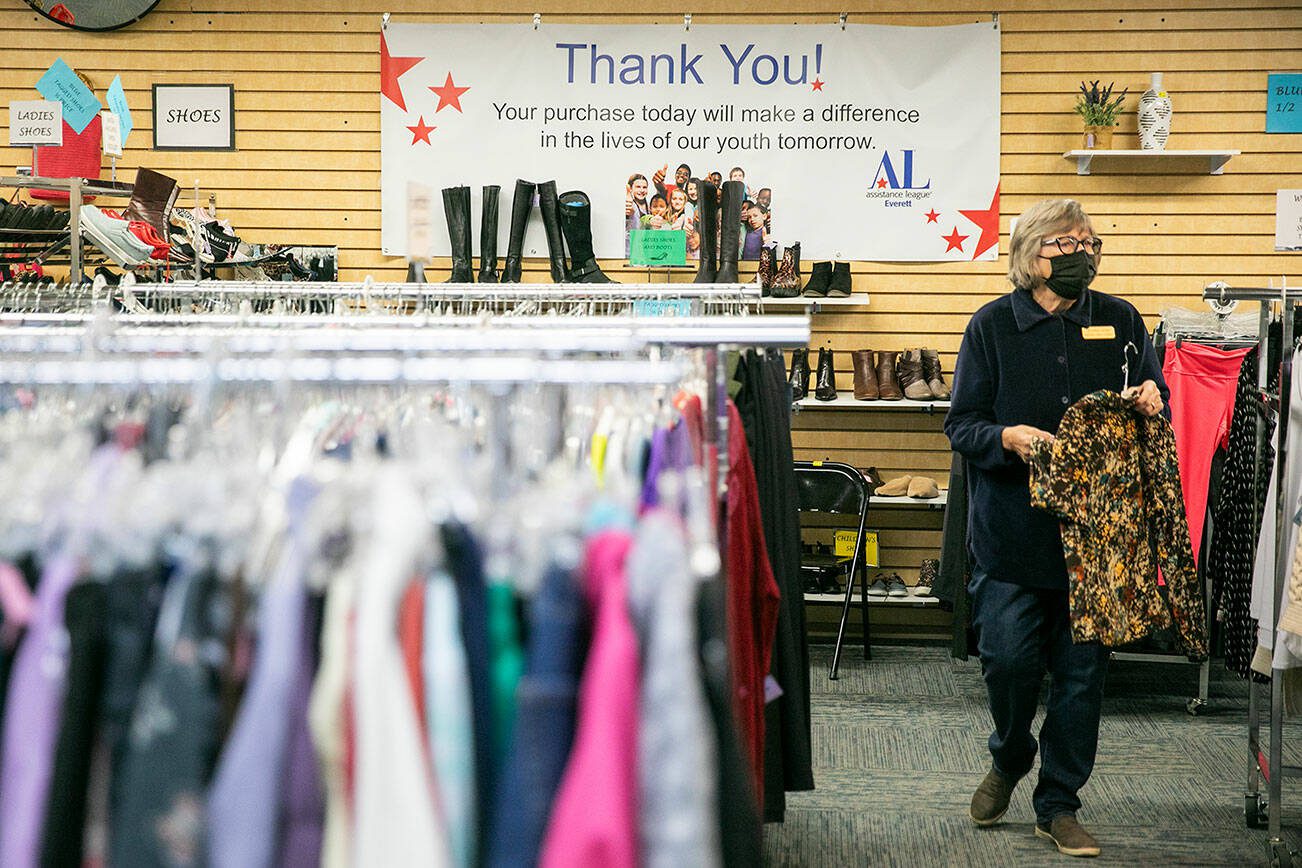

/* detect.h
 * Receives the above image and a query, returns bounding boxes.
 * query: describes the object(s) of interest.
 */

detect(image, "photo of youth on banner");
[625,164,771,261]
[380,23,999,262]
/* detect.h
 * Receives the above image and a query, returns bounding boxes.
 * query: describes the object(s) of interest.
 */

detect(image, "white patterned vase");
[1138,72,1172,151]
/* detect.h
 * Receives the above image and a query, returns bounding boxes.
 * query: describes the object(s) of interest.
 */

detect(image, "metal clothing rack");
[1201,281,1300,866]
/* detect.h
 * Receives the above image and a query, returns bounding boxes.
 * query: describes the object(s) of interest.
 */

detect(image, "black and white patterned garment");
[1207,347,1275,680]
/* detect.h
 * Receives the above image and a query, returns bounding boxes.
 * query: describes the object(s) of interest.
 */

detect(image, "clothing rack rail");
[1202,281,1299,865]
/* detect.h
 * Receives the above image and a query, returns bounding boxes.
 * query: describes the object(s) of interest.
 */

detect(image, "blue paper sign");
[631,299,693,317]
[107,75,133,142]
[1267,73,1302,134]
[35,58,100,135]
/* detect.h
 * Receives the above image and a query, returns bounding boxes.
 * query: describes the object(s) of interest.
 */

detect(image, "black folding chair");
[795,460,871,679]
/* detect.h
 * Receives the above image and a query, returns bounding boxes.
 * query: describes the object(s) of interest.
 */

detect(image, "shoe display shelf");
[0,176,135,279]
[795,392,950,413]
[1062,149,1238,176]
[804,591,940,606]
[758,293,871,312]
[870,491,947,509]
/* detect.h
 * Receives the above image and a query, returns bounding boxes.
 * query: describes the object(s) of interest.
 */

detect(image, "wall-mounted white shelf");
[805,591,940,606]
[871,492,948,508]
[759,293,871,311]
[795,392,949,413]
[1063,149,1239,176]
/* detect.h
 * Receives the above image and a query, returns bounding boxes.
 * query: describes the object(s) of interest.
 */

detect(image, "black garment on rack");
[935,452,975,660]
[734,348,813,823]
[1207,346,1275,679]
[0,556,41,724]
[40,581,108,868]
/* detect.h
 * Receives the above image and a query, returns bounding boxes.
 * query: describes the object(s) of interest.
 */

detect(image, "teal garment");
[425,569,477,868]
[487,581,524,756]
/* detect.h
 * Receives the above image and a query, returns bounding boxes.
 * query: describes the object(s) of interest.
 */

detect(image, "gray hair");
[1008,199,1097,291]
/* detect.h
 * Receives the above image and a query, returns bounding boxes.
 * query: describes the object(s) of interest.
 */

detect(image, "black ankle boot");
[716,180,745,283]
[478,184,500,283]
[558,190,616,283]
[803,261,832,297]
[502,179,535,283]
[537,180,568,282]
[441,185,474,283]
[815,346,838,401]
[828,261,852,297]
[788,348,811,400]
[693,180,719,283]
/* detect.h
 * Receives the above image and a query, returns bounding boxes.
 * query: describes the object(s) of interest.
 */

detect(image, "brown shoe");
[851,350,878,400]
[876,351,903,400]
[898,349,933,401]
[907,476,939,499]
[875,475,912,497]
[970,766,1018,827]
[1035,815,1101,858]
[921,348,951,399]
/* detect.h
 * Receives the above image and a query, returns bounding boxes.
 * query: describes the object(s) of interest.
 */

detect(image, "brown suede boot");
[907,476,940,499]
[851,350,878,400]
[875,475,912,497]
[921,348,951,399]
[1035,815,1101,858]
[970,766,1018,827]
[876,351,903,400]
[898,349,933,400]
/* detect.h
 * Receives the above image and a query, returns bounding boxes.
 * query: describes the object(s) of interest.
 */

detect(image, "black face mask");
[1043,250,1097,300]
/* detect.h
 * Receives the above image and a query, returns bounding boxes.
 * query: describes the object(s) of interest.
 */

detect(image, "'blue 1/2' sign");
[1267,73,1302,133]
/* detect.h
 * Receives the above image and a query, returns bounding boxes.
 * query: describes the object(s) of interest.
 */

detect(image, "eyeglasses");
[1041,236,1103,256]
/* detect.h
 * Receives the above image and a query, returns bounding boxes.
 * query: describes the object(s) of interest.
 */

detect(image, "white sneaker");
[81,205,144,267]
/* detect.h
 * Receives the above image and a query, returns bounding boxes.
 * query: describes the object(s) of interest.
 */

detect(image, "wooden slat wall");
[1,0,1299,638]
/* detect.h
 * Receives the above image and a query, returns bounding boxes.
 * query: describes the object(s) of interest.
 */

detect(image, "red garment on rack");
[398,579,427,737]
[1162,341,1252,565]
[724,401,781,804]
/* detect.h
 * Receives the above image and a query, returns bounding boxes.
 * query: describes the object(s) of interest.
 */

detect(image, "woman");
[665,188,690,231]
[943,199,1166,860]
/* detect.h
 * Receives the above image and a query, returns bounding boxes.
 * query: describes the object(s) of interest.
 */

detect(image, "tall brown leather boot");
[921,348,951,399]
[851,350,879,400]
[898,349,933,400]
[876,351,903,400]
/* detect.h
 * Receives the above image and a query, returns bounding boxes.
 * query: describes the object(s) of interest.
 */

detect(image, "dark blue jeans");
[969,570,1110,826]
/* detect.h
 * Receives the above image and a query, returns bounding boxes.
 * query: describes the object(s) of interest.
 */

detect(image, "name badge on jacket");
[1080,325,1116,340]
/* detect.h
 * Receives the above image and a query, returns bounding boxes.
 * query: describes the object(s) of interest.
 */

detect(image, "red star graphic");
[407,115,435,145]
[925,209,940,224]
[876,178,889,189]
[380,33,423,111]
[959,183,1001,260]
[430,73,471,113]
[942,227,969,253]
[811,78,825,92]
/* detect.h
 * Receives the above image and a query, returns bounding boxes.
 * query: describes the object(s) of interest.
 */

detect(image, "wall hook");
[839,12,847,30]
[382,11,390,30]
[684,13,692,31]
[533,12,541,29]
[991,11,999,30]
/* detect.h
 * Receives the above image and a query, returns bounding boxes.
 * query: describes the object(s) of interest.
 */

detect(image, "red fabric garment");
[723,401,781,805]
[31,114,102,202]
[1162,341,1252,565]
[398,578,427,736]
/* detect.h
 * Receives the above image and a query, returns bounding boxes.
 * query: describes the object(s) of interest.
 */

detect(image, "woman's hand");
[1001,424,1055,461]
[1121,379,1164,417]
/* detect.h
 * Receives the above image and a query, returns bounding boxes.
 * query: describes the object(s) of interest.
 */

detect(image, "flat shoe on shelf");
[907,476,940,499]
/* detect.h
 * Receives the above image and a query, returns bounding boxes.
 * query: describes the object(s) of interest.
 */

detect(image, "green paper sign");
[629,229,687,267]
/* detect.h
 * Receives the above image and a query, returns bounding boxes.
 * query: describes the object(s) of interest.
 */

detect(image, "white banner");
[381,22,1000,263]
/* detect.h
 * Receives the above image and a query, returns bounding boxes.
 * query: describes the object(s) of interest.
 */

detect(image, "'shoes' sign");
[152,84,234,151]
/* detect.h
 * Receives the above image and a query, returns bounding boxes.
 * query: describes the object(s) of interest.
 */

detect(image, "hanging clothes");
[427,568,478,868]
[1027,390,1208,655]
[1162,341,1253,565]
[723,400,781,805]
[540,530,639,868]
[628,509,721,867]
[734,348,812,822]
[1207,348,1274,679]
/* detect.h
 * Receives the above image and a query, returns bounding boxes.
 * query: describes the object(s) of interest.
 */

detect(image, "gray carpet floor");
[763,645,1301,866]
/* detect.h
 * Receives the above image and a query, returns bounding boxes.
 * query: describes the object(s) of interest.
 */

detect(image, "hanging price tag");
[101,110,123,157]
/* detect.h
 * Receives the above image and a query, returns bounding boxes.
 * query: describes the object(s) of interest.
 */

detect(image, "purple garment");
[640,423,696,512]
[277,594,324,868]
[207,478,316,868]
[0,552,80,868]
